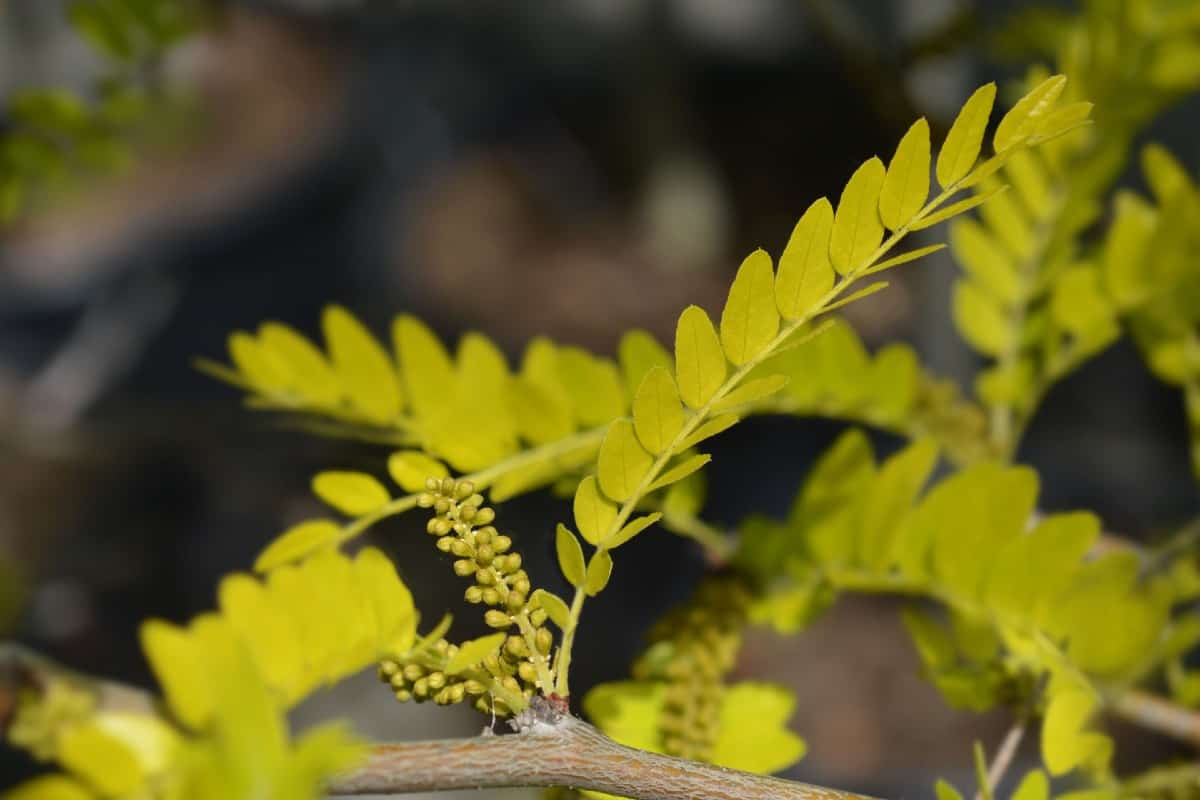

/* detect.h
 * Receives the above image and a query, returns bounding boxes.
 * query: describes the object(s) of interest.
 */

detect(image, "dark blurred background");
[2,0,1199,797]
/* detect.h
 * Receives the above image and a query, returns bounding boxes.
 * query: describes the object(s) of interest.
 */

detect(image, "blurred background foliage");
[2,0,1200,797]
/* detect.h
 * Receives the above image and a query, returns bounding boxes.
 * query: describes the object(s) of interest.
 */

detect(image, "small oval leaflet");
[585,551,614,596]
[598,420,654,503]
[555,524,586,588]
[720,249,780,366]
[830,157,886,275]
[632,366,685,455]
[936,82,996,189]
[387,451,449,493]
[674,305,727,409]
[531,589,571,630]
[323,305,403,425]
[573,475,618,546]
[776,197,835,320]
[604,512,664,550]
[254,519,341,573]
[879,117,931,231]
[312,471,391,516]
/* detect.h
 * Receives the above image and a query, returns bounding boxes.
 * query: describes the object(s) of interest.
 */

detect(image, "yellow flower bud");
[535,627,553,655]
[484,610,510,629]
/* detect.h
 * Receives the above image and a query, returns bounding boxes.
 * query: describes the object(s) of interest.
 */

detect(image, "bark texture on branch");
[327,698,877,800]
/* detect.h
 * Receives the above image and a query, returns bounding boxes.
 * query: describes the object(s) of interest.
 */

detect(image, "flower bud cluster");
[633,577,751,762]
[378,638,530,714]
[378,477,553,717]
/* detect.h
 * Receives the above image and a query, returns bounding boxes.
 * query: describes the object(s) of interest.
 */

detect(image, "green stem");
[551,169,988,698]
[335,426,608,548]
[988,191,1064,460]
[659,510,737,564]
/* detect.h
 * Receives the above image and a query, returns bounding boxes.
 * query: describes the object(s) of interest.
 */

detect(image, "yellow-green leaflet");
[618,329,673,401]
[710,682,806,774]
[604,512,663,549]
[254,519,341,572]
[978,178,1034,259]
[678,414,738,452]
[311,472,390,516]
[674,305,726,408]
[387,451,449,493]
[445,633,506,675]
[557,347,627,426]
[257,322,340,407]
[775,197,834,320]
[5,775,94,800]
[1103,192,1158,309]
[830,157,886,275]
[508,375,573,445]
[972,743,991,800]
[1033,101,1092,142]
[1004,150,1053,219]
[949,219,1022,303]
[994,74,1067,153]
[573,475,617,546]
[140,620,213,729]
[57,720,144,796]
[953,281,1012,356]
[219,574,305,700]
[556,524,586,588]
[720,249,780,366]
[531,589,571,629]
[632,366,685,455]
[228,331,287,394]
[645,454,710,494]
[935,779,964,800]
[879,117,931,230]
[393,314,454,421]
[323,306,402,424]
[1041,688,1107,776]
[857,439,939,570]
[585,551,613,596]
[712,374,788,412]
[936,83,996,188]
[1011,771,1049,800]
[598,420,654,502]
[1142,144,1192,203]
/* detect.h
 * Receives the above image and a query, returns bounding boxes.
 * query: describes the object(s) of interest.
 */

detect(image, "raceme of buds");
[632,576,752,762]
[384,476,555,717]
